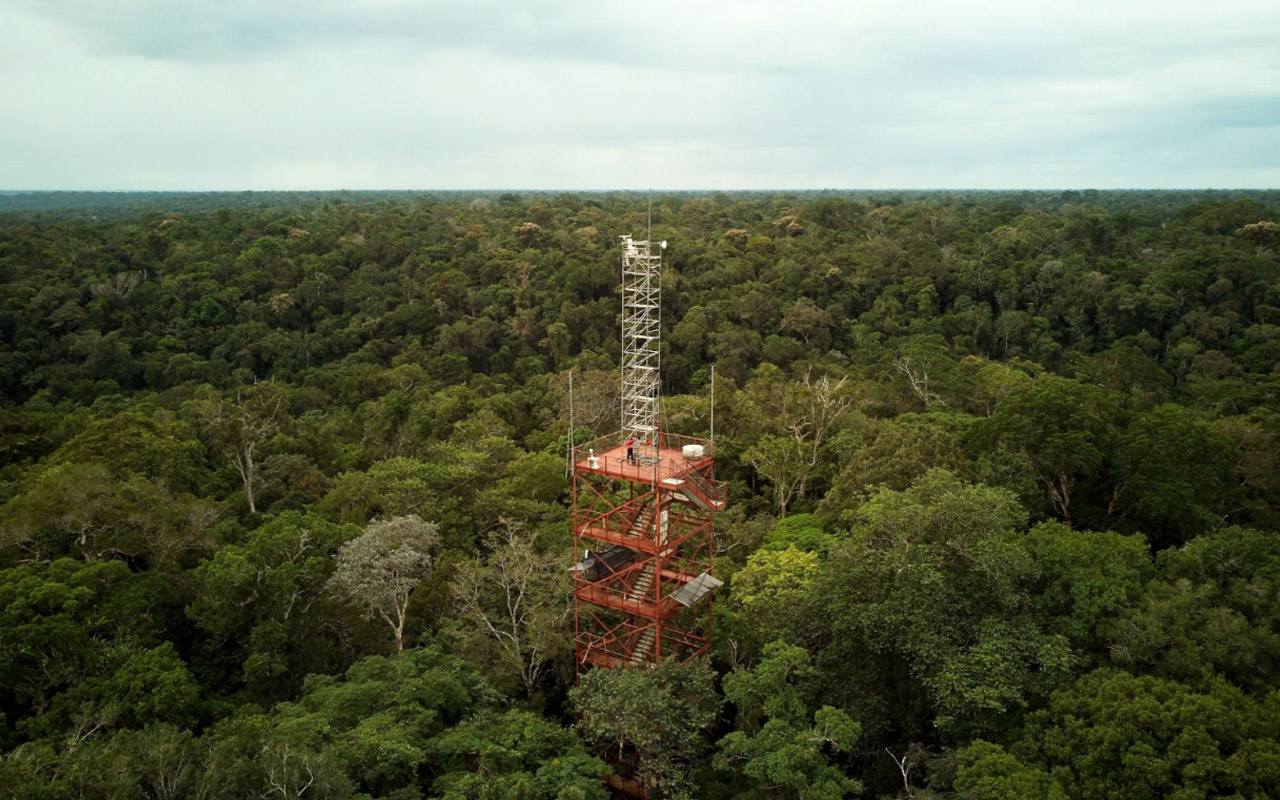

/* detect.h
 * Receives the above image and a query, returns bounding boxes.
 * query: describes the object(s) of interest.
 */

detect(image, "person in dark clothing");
[625,437,636,463]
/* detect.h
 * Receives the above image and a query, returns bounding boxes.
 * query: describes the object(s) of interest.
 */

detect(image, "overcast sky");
[1,0,1278,190]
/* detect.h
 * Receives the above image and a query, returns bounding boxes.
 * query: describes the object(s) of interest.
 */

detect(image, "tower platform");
[576,442,707,485]
[574,432,726,510]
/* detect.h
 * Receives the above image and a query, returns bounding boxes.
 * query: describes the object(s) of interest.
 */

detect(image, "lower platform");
[574,582,680,620]
[605,772,645,798]
[579,647,638,669]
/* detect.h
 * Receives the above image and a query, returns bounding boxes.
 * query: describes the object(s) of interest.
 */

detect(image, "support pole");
[567,370,574,478]
[710,364,715,447]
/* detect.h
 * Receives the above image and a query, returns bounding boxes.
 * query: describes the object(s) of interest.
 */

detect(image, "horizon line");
[3,187,1279,194]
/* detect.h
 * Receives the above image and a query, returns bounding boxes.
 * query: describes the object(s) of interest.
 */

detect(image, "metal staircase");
[626,499,656,539]
[630,626,657,662]
[628,561,656,600]
[675,465,726,510]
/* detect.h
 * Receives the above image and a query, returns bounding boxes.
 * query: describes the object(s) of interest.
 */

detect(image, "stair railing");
[674,460,727,507]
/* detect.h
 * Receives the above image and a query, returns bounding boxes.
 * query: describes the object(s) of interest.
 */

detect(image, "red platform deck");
[573,582,681,620]
[574,442,710,486]
[575,523,701,555]
[580,648,636,670]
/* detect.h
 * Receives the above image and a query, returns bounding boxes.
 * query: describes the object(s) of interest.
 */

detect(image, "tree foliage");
[716,642,862,800]
[956,670,1280,800]
[448,522,571,698]
[571,659,722,797]
[2,190,1280,798]
[328,515,439,652]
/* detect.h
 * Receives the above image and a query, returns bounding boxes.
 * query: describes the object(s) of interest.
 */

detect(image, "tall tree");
[448,522,571,698]
[429,710,609,800]
[954,670,1280,800]
[188,512,353,696]
[741,366,857,517]
[970,376,1115,528]
[716,641,862,800]
[189,384,291,514]
[819,470,1073,735]
[327,515,439,652]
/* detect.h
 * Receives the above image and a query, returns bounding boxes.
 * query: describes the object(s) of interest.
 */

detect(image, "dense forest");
[1,189,1279,799]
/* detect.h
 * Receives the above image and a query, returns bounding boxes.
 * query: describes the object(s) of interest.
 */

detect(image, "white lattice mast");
[620,234,663,440]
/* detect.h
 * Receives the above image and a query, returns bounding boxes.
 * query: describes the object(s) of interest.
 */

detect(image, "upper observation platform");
[573,431,727,510]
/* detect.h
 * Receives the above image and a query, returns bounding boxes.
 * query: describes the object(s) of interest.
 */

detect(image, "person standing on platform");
[625,436,636,463]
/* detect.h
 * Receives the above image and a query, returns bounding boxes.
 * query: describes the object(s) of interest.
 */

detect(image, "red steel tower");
[571,236,726,676]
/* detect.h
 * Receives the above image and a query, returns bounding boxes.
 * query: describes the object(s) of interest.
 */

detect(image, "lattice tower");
[572,234,726,796]
[619,235,661,440]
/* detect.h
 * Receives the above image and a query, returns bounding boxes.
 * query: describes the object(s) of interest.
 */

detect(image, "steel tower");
[571,236,726,684]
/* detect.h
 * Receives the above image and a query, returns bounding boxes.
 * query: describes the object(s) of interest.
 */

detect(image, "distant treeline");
[4,187,1280,222]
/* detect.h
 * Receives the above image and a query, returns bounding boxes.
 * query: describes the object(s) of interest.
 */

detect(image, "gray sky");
[2,0,1278,190]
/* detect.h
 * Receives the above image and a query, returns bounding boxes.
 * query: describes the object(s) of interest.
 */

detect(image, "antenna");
[647,189,652,243]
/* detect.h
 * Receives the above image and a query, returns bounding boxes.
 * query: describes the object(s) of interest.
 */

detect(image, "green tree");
[739,367,856,517]
[448,523,571,698]
[722,547,820,663]
[953,740,1063,800]
[0,725,221,800]
[968,357,1038,417]
[970,376,1115,528]
[571,659,722,798]
[21,641,203,742]
[716,642,862,800]
[188,383,292,514]
[328,515,439,652]
[0,558,186,738]
[1107,404,1239,545]
[189,512,354,695]
[42,408,206,493]
[0,461,216,564]
[268,647,487,798]
[955,670,1280,800]
[760,513,831,553]
[1023,522,1153,650]
[1102,526,1280,692]
[889,337,966,411]
[819,470,1073,733]
[819,422,967,521]
[430,710,609,800]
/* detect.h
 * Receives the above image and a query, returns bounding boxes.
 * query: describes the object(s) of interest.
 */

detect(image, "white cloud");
[0,0,1277,189]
